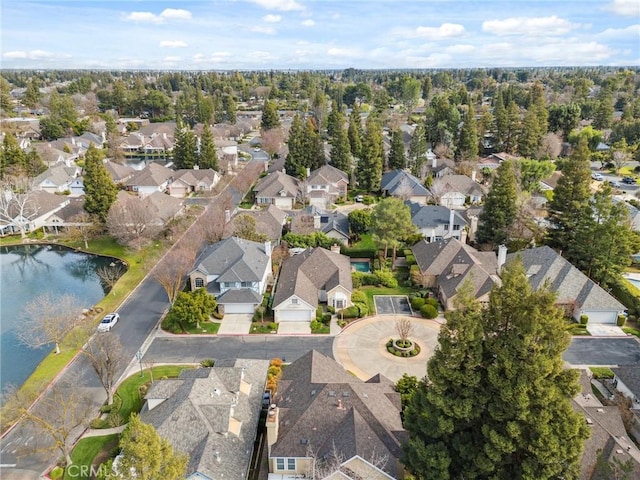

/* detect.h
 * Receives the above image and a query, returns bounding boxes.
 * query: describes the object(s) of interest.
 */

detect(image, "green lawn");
[623,326,640,338]
[250,322,278,334]
[589,367,614,379]
[62,434,119,480]
[182,321,221,334]
[360,285,415,315]
[311,323,331,334]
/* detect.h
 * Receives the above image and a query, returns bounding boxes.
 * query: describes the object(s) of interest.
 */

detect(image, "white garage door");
[223,303,256,314]
[277,309,313,322]
[585,310,617,324]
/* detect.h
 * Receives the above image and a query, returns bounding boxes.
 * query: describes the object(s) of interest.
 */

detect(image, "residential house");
[272,247,352,322]
[189,236,272,314]
[266,350,407,480]
[406,201,467,243]
[0,190,70,236]
[289,206,350,245]
[423,155,456,179]
[305,165,349,208]
[33,165,82,194]
[572,370,640,479]
[140,359,269,480]
[124,163,174,197]
[103,160,135,185]
[119,132,146,153]
[411,238,499,309]
[506,246,626,324]
[33,144,76,167]
[381,169,431,205]
[613,366,640,408]
[227,205,287,244]
[168,168,220,197]
[266,350,405,479]
[141,191,184,226]
[621,201,640,232]
[41,197,88,234]
[539,171,563,192]
[434,174,485,208]
[217,140,239,171]
[253,171,301,210]
[477,152,520,172]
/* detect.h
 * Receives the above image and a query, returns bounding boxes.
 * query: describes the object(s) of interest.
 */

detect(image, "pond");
[0,244,126,391]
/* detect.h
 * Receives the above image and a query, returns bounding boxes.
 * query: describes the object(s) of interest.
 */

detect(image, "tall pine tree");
[408,123,427,177]
[388,129,406,170]
[404,261,589,480]
[198,123,218,170]
[457,103,479,161]
[329,116,352,173]
[476,159,518,247]
[261,99,280,130]
[347,103,363,159]
[357,115,384,192]
[83,144,117,223]
[173,125,198,169]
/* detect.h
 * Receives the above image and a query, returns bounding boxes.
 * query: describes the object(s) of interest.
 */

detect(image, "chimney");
[432,156,437,168]
[266,405,279,455]
[471,170,477,182]
[331,244,341,254]
[306,167,311,178]
[313,213,321,229]
[448,208,455,237]
[265,240,272,257]
[497,244,507,273]
[469,215,478,241]
[282,167,286,175]
[264,160,269,172]
[224,209,231,223]
[193,164,199,170]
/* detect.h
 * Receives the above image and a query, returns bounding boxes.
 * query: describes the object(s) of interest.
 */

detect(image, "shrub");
[580,314,589,325]
[355,302,368,317]
[374,269,398,288]
[617,315,627,327]
[200,358,215,367]
[310,320,322,331]
[339,305,360,318]
[268,365,281,378]
[49,467,63,479]
[253,306,266,322]
[270,358,283,367]
[411,297,426,310]
[420,304,438,319]
[405,254,416,266]
[403,249,412,257]
[327,306,335,314]
[351,290,367,304]
[322,313,332,324]
[90,418,104,429]
[611,279,640,316]
[100,404,112,414]
[425,297,439,308]
[212,309,224,320]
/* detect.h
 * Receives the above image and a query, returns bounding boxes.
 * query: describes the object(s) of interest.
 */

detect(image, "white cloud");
[250,25,277,34]
[327,47,359,57]
[482,16,579,36]
[122,8,191,24]
[606,0,640,16]
[445,44,476,55]
[164,56,182,62]
[250,0,303,11]
[122,11,164,24]
[263,14,282,23]
[160,8,192,20]
[301,19,315,27]
[160,40,188,48]
[598,24,640,39]
[414,23,466,39]
[3,50,64,60]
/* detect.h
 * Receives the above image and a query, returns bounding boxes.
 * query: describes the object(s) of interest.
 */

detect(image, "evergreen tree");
[422,76,432,101]
[518,108,543,158]
[0,132,26,178]
[261,99,280,130]
[504,100,520,153]
[306,117,325,171]
[547,138,592,252]
[408,123,427,177]
[493,91,508,151]
[25,149,46,178]
[222,94,237,124]
[404,261,589,480]
[357,115,384,192]
[326,99,343,139]
[388,129,406,170]
[23,78,41,109]
[173,126,198,169]
[329,117,352,173]
[198,123,218,170]
[0,77,16,117]
[347,103,363,158]
[284,114,306,178]
[476,159,518,246]
[593,92,614,130]
[569,184,640,288]
[83,144,117,223]
[457,103,478,161]
[369,197,417,263]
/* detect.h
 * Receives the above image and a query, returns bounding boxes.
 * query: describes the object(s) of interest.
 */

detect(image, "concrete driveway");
[333,315,440,382]
[217,314,253,334]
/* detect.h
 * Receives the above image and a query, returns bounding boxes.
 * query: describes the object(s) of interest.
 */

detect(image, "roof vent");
[311,389,316,396]
[597,408,604,413]
[328,391,336,397]
[213,388,221,396]
[586,418,593,425]
[300,438,309,445]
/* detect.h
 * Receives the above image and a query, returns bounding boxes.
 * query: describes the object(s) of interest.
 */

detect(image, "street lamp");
[135,349,143,377]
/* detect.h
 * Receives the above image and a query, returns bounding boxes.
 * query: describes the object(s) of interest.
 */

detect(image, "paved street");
[563,337,640,366]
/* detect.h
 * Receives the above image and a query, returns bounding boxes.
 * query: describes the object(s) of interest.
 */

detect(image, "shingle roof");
[380,169,430,197]
[229,205,286,242]
[273,247,352,309]
[127,163,174,188]
[253,171,300,199]
[103,160,135,183]
[506,246,625,312]
[406,202,467,229]
[193,236,270,283]
[307,164,349,186]
[270,351,404,478]
[34,165,77,187]
[290,207,350,239]
[141,359,269,480]
[612,365,640,398]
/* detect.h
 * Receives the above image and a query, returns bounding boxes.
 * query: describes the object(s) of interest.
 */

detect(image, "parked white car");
[591,172,604,181]
[97,313,120,332]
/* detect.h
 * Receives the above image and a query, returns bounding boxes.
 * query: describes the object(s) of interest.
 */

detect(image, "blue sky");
[1,0,638,70]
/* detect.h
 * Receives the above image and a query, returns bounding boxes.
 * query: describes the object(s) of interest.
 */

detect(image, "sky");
[1,0,639,70]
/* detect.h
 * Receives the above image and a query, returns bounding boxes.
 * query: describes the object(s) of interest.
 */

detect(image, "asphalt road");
[563,337,640,366]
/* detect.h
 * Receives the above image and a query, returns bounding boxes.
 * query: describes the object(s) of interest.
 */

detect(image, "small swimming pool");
[351,260,371,273]
[626,278,640,289]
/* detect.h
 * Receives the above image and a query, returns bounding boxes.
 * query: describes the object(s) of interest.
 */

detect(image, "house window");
[224,282,235,288]
[195,278,204,288]
[335,299,345,309]
[444,224,449,231]
[291,298,299,305]
[453,224,460,231]
[241,282,251,288]
[276,458,285,470]
[275,458,295,470]
[287,458,296,470]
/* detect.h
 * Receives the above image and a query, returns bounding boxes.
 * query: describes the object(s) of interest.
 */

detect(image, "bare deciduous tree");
[612,149,631,175]
[4,377,94,466]
[395,317,414,342]
[15,293,84,354]
[96,264,125,295]
[106,196,161,249]
[539,132,563,159]
[82,334,128,405]
[305,441,389,479]
[428,178,447,205]
[66,211,100,248]
[261,127,285,158]
[152,246,198,304]
[0,177,38,238]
